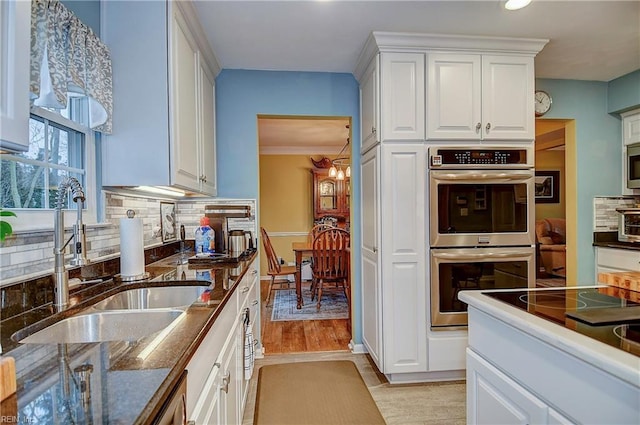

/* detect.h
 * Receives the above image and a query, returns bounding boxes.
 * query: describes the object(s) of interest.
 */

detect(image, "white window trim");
[5,106,98,233]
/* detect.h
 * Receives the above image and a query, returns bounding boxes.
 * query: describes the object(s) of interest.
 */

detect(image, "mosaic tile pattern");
[593,196,638,231]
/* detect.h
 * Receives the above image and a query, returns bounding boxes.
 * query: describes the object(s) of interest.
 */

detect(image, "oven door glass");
[430,247,535,328]
[430,170,534,247]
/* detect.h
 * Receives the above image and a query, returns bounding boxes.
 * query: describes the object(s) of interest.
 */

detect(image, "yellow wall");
[535,149,566,220]
[259,155,315,276]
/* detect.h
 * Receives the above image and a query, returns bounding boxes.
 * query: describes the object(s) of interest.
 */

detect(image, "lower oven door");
[430,246,535,328]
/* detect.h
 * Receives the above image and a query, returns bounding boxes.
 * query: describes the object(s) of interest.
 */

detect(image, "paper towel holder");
[115,210,150,282]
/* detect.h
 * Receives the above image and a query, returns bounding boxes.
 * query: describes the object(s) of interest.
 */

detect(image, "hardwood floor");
[260,280,351,354]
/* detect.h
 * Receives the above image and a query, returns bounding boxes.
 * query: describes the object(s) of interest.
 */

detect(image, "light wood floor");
[259,280,352,354]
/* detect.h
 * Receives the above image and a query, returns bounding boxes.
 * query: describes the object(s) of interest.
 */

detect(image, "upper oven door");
[429,169,535,247]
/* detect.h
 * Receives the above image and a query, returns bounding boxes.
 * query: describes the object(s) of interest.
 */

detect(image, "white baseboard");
[349,340,368,354]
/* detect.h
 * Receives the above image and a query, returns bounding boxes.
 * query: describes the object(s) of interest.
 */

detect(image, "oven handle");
[431,172,533,181]
[431,249,533,260]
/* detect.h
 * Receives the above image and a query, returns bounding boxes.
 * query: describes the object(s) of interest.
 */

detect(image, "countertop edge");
[459,287,640,388]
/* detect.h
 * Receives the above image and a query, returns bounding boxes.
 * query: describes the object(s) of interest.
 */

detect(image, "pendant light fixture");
[330,124,350,180]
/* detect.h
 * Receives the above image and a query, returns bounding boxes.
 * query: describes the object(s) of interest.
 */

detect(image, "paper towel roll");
[120,217,145,278]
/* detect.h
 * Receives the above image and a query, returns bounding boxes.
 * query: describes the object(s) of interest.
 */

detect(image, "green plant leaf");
[0,210,17,218]
[0,221,13,241]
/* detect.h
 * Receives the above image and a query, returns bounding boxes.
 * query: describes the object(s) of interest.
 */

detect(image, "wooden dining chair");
[310,228,350,309]
[261,227,299,306]
[307,223,334,244]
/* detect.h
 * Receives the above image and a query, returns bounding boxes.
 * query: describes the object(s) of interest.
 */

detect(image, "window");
[0,99,97,231]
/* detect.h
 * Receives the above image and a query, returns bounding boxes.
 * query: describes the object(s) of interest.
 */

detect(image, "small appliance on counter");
[616,207,640,242]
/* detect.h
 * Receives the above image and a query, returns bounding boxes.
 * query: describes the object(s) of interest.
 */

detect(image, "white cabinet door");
[622,109,640,146]
[427,54,481,140]
[467,349,549,425]
[360,146,382,369]
[360,55,379,154]
[199,61,217,196]
[427,53,534,141]
[0,0,31,152]
[219,318,241,425]
[170,7,200,192]
[380,143,427,374]
[380,53,425,141]
[481,55,534,140]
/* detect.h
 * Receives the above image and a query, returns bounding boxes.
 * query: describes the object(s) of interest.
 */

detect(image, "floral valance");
[30,0,113,134]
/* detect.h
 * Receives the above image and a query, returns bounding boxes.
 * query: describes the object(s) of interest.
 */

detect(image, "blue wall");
[608,69,640,113]
[62,0,100,33]
[535,78,622,285]
[215,69,363,342]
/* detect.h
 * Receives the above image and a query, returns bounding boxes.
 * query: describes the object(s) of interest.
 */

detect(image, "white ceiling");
[194,0,640,153]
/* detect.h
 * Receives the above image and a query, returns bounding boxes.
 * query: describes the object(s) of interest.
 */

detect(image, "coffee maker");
[204,204,251,254]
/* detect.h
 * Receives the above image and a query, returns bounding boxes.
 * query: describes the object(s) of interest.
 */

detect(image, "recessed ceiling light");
[505,0,532,11]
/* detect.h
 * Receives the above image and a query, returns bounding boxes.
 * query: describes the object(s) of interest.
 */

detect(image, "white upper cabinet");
[380,53,425,142]
[622,108,640,146]
[360,56,379,154]
[102,0,219,195]
[427,53,535,141]
[0,0,30,152]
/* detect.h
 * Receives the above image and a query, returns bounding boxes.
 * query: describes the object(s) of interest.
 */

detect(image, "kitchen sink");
[18,310,185,344]
[92,285,208,310]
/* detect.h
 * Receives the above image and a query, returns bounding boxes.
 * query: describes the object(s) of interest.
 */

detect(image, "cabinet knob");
[485,122,491,133]
[372,126,377,134]
[202,175,207,183]
[372,246,377,253]
[475,122,481,133]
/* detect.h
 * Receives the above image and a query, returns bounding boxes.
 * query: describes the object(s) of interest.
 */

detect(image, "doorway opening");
[534,119,576,287]
[257,114,353,354]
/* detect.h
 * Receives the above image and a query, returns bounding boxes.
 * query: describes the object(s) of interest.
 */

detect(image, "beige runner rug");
[254,360,386,425]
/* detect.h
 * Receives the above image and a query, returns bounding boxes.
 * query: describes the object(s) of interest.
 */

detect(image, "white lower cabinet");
[187,259,257,425]
[467,349,571,425]
[595,246,640,279]
[360,142,428,378]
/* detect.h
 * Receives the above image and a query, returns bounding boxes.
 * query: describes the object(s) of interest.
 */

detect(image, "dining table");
[291,241,312,309]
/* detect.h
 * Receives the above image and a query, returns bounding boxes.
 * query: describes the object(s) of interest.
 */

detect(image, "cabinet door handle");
[475,122,481,133]
[251,269,258,275]
[242,286,250,293]
[372,246,377,253]
[252,300,259,306]
[372,126,376,134]
[221,371,231,394]
[202,175,207,183]
[485,122,491,133]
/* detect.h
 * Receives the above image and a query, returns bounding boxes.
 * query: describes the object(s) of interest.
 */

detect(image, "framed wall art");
[160,201,177,242]
[535,170,560,204]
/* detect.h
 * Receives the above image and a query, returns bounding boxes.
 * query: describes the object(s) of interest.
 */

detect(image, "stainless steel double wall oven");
[428,146,536,328]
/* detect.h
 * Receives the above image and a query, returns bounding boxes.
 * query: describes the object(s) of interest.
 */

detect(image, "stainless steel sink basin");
[18,310,185,344]
[92,285,208,310]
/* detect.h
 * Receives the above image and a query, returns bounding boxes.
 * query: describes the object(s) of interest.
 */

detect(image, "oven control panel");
[430,148,530,167]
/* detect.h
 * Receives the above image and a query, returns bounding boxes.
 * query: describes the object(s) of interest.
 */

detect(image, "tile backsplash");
[593,196,638,231]
[0,192,256,286]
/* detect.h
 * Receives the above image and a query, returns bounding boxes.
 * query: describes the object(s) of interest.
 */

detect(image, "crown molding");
[354,31,549,80]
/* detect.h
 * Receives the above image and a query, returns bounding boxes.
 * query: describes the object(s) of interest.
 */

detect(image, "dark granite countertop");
[1,251,258,425]
[593,231,640,251]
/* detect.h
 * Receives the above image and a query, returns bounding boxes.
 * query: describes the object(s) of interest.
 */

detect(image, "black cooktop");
[486,287,640,357]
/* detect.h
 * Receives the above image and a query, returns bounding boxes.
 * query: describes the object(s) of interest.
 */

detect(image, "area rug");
[254,360,386,425]
[270,287,348,321]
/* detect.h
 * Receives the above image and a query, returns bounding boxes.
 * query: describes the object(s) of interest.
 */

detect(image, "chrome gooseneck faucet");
[53,177,90,309]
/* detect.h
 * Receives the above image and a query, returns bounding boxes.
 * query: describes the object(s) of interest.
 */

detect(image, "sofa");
[535,218,566,278]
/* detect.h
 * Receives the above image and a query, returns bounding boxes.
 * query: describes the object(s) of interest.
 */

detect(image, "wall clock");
[535,90,552,117]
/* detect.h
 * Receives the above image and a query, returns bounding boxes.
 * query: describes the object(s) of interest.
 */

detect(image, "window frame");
[1,106,98,233]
